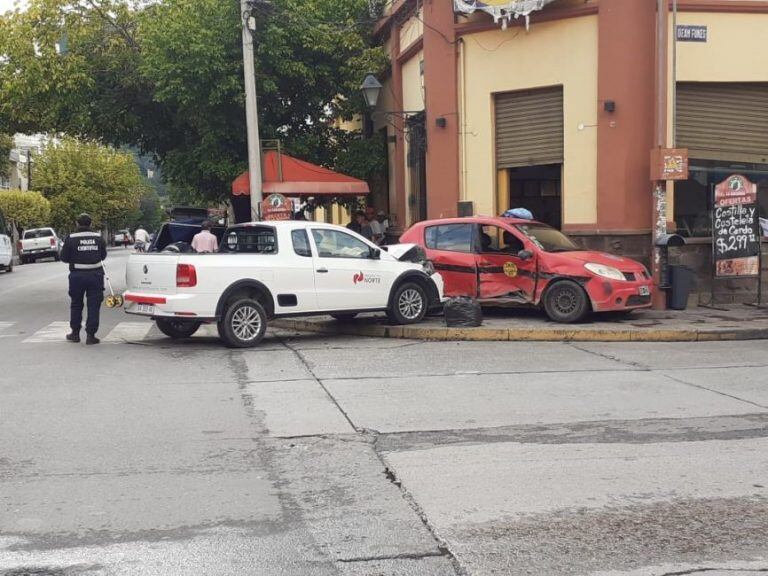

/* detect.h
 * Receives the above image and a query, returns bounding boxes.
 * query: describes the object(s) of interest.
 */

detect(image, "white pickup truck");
[20,227,61,264]
[124,220,444,347]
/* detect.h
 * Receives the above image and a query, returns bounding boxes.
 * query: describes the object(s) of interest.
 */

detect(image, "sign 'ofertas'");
[712,175,761,278]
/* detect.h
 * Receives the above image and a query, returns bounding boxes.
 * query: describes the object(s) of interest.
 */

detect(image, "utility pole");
[26,150,32,191]
[651,0,670,309]
[240,0,263,220]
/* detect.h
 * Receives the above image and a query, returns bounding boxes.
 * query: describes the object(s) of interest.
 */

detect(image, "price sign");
[712,175,760,278]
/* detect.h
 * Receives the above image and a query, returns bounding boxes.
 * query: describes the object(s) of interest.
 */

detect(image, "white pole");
[240,0,263,221]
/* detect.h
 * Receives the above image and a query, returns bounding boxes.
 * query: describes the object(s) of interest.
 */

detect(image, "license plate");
[638,286,650,296]
[137,304,155,315]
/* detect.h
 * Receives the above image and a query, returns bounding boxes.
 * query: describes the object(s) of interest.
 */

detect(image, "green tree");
[34,139,145,232]
[0,0,386,204]
[0,190,51,233]
[0,134,13,180]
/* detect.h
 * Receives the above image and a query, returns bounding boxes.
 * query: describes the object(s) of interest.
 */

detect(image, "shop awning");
[231,151,369,198]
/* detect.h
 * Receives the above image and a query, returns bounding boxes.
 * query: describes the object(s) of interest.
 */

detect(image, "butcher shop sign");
[712,175,760,278]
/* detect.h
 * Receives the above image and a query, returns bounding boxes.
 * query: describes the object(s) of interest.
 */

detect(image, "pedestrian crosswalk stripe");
[0,321,15,338]
[22,321,70,343]
[18,320,223,344]
[102,322,154,342]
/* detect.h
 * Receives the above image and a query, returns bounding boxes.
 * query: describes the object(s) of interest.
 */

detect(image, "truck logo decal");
[143,265,148,274]
[353,272,381,285]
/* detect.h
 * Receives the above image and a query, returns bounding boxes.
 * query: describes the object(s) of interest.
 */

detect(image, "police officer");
[60,213,108,345]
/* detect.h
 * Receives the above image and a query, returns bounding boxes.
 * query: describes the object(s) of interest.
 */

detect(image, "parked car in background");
[0,209,13,273]
[113,229,132,247]
[400,216,653,323]
[19,227,60,264]
[124,221,444,347]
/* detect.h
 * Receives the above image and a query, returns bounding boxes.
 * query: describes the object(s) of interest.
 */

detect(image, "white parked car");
[0,209,13,273]
[124,221,445,347]
[19,227,61,264]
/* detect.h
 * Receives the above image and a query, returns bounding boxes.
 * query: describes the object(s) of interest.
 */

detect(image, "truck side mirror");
[369,247,381,260]
[517,249,533,261]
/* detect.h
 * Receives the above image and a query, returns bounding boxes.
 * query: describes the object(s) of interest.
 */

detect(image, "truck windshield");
[24,229,53,239]
[515,223,579,253]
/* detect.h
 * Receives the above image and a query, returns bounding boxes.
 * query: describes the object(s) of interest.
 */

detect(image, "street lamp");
[361,73,383,110]
[359,74,423,121]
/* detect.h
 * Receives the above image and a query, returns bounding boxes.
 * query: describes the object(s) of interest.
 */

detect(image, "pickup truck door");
[309,227,394,311]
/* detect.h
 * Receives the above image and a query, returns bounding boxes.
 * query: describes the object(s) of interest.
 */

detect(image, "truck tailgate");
[126,254,179,294]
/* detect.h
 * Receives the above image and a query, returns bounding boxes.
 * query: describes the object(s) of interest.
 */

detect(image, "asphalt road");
[1,249,767,576]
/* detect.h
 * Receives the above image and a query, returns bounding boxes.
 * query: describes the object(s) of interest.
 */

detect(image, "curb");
[272,319,768,343]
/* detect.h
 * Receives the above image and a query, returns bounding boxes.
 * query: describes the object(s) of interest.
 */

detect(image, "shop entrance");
[507,164,562,229]
[407,112,427,225]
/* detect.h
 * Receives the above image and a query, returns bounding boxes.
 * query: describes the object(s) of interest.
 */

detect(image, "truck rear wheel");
[156,318,202,339]
[218,298,267,348]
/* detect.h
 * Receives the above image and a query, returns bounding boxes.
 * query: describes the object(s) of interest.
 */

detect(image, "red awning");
[231,151,370,197]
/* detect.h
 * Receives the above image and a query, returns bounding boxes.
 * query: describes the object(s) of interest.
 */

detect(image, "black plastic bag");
[444,297,483,327]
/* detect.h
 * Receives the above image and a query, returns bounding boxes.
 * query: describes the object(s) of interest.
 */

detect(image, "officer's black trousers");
[68,271,104,336]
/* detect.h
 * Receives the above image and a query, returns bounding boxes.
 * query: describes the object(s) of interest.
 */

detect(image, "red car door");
[422,222,478,297]
[474,223,537,301]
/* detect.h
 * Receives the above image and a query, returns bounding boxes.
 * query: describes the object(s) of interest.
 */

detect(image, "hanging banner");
[261,194,294,221]
[712,174,761,278]
[453,0,558,30]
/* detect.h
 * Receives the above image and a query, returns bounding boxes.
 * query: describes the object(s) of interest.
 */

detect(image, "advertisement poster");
[261,194,294,221]
[712,174,760,278]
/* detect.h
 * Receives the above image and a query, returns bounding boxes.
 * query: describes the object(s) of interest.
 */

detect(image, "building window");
[674,160,768,238]
[0,175,9,190]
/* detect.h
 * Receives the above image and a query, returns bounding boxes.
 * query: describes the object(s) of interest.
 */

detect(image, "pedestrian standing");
[365,207,383,245]
[377,210,390,243]
[346,211,364,235]
[191,221,219,253]
[60,213,107,345]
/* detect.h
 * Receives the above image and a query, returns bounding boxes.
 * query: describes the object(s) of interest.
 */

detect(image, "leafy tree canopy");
[0,0,386,204]
[0,134,13,179]
[0,189,51,230]
[34,138,146,231]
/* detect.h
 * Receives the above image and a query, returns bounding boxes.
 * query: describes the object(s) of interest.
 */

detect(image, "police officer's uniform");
[60,226,108,340]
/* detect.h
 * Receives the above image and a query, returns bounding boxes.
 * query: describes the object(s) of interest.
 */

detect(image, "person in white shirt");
[191,221,219,253]
[134,226,150,245]
[365,207,383,245]
[377,210,389,238]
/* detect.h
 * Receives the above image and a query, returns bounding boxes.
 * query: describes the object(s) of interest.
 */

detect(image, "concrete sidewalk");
[273,304,768,342]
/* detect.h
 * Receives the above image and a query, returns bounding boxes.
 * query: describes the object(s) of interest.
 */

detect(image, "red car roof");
[408,216,544,228]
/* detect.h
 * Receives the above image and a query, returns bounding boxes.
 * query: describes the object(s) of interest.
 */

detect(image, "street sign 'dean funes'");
[261,194,294,221]
[650,148,689,181]
[712,175,760,278]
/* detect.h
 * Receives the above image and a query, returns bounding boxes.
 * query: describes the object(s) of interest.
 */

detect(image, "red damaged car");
[400,216,654,323]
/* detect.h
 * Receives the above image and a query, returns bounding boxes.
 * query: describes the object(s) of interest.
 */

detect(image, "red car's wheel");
[543,280,590,324]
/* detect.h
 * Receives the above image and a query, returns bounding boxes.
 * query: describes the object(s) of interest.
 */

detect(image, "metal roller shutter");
[677,82,768,159]
[495,86,564,169]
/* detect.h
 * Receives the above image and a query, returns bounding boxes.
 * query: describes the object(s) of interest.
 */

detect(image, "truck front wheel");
[156,318,202,339]
[218,298,267,348]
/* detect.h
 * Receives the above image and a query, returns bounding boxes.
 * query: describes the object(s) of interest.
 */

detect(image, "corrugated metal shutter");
[495,86,564,169]
[677,82,768,159]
